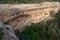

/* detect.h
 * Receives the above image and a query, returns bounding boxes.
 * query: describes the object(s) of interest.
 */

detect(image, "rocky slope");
[0,2,60,31]
[0,20,19,40]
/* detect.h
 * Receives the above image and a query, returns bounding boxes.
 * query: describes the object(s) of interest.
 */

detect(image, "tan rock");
[0,2,60,31]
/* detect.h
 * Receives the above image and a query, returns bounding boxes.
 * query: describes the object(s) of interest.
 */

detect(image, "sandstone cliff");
[0,2,60,31]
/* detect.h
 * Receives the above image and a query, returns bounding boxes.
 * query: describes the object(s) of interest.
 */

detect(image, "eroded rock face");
[0,2,60,31]
[0,20,19,40]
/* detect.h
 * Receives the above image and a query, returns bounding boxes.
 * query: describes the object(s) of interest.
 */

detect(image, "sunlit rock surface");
[0,2,60,31]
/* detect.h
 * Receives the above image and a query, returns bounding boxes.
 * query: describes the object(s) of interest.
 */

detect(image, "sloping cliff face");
[0,20,19,40]
[0,2,60,30]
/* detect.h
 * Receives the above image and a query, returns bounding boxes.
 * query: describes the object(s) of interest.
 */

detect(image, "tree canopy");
[0,0,60,4]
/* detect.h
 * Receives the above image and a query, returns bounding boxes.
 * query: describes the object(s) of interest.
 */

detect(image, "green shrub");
[14,10,60,40]
[14,19,60,40]
[14,29,31,40]
[0,28,4,40]
[55,10,60,29]
[0,0,60,4]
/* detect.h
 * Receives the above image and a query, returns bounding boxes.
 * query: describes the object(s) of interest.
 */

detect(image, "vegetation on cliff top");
[0,0,60,4]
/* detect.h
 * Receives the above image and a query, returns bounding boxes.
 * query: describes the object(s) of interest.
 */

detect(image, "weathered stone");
[0,2,60,31]
[0,20,19,40]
